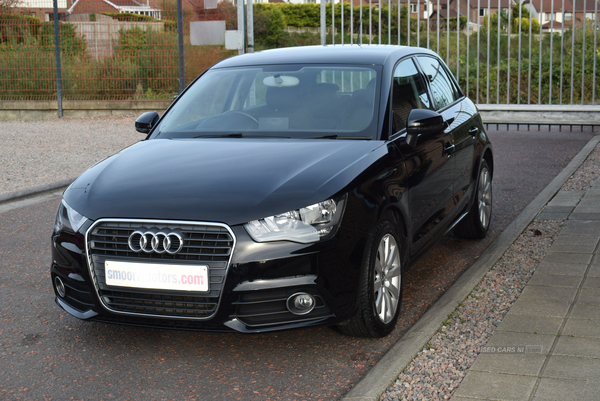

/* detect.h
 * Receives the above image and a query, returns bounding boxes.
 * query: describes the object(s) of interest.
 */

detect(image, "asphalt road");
[0,127,595,400]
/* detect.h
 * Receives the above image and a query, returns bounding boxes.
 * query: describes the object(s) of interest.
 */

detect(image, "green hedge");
[252,3,463,44]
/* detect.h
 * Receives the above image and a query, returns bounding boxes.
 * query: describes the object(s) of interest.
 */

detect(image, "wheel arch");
[483,147,494,177]
[378,204,410,272]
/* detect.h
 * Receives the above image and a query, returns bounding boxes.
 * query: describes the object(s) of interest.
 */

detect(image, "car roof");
[212,45,437,69]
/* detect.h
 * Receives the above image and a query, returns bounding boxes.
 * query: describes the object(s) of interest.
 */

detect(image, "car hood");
[65,138,388,225]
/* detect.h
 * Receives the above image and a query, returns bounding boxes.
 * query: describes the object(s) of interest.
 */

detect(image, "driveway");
[0,126,594,400]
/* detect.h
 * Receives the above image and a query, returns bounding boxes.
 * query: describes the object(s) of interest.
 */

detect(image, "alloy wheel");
[373,234,401,324]
[478,166,492,229]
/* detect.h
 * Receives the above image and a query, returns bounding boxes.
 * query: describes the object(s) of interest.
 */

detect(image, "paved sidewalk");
[451,179,600,400]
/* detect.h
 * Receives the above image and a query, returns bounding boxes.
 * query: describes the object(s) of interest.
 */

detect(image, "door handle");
[469,127,479,136]
[444,144,455,156]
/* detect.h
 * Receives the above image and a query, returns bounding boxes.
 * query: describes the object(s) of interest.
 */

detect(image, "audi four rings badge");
[128,230,184,254]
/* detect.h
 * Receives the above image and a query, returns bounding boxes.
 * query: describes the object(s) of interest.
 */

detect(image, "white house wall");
[19,0,67,7]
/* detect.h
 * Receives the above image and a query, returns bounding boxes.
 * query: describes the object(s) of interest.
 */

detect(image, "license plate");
[104,260,209,292]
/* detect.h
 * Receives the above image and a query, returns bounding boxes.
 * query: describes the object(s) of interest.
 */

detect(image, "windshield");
[155,64,381,139]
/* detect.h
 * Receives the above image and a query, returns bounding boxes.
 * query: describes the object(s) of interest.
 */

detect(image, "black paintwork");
[51,45,492,333]
[64,138,387,226]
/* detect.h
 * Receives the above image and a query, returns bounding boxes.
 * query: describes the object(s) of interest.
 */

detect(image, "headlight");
[54,200,88,233]
[244,196,346,244]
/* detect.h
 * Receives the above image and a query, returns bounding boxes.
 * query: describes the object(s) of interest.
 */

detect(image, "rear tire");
[337,220,404,338]
[454,159,492,239]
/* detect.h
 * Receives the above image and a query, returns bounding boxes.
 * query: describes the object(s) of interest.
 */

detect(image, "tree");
[513,17,540,33]
[254,6,286,47]
[0,0,22,14]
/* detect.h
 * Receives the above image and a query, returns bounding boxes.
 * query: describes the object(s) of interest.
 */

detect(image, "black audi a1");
[51,45,493,338]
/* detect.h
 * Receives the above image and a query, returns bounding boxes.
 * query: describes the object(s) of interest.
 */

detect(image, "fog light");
[54,276,66,298]
[287,292,315,315]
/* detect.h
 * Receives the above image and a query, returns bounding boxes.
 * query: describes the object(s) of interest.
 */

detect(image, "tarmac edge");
[342,134,600,401]
[0,178,75,204]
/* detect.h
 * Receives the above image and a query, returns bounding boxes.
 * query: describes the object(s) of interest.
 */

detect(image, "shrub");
[254,6,287,47]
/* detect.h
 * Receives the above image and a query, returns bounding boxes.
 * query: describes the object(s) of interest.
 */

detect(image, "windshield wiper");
[305,134,373,140]
[194,132,243,138]
[193,133,291,139]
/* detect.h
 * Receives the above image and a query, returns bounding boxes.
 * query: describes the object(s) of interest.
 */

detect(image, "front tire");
[454,159,492,239]
[337,220,404,338]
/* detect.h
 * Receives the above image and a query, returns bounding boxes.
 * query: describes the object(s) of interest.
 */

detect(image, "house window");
[410,4,418,13]
[479,8,487,17]
[585,13,596,20]
[545,12,556,21]
[564,13,572,21]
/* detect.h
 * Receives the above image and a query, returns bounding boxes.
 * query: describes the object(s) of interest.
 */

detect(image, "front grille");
[86,219,235,320]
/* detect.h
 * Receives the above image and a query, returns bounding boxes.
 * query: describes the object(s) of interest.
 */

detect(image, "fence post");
[177,0,185,93]
[320,0,325,45]
[52,0,63,118]
[237,0,245,54]
[247,0,254,53]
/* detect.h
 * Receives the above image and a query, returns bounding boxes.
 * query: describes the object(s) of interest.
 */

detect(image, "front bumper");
[51,219,366,333]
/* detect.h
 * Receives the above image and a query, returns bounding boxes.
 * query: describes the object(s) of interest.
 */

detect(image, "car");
[51,45,493,338]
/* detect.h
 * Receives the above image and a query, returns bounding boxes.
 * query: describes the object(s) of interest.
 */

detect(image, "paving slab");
[570,212,600,220]
[547,236,599,254]
[553,336,600,358]
[453,371,537,401]
[575,201,600,210]
[532,378,600,401]
[483,332,555,355]
[496,314,563,335]
[547,190,585,204]
[573,288,600,305]
[559,220,600,236]
[587,264,600,277]
[548,191,587,200]
[541,252,593,265]
[535,211,571,220]
[561,318,600,338]
[542,355,600,381]
[539,205,575,214]
[582,276,600,288]
[516,286,578,303]
[505,300,572,318]
[534,261,588,276]
[469,353,547,376]
[587,186,600,195]
[527,272,583,287]
[570,302,600,319]
[552,234,600,246]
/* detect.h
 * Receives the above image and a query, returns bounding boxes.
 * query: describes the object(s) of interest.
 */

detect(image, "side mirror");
[135,111,160,134]
[405,109,445,147]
